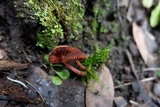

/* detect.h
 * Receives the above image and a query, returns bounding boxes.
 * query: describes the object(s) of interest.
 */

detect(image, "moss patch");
[14,0,84,50]
[82,45,110,83]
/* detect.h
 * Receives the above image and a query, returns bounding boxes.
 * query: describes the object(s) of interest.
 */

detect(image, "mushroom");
[49,45,88,76]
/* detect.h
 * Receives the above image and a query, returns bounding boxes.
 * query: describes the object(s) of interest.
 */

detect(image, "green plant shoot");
[82,46,110,83]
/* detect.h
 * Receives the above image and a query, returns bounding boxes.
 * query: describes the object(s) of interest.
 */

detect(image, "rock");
[153,83,160,96]
[114,96,128,107]
[129,42,139,57]
[26,65,59,107]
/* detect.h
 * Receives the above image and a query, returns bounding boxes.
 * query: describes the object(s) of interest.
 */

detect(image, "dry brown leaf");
[86,65,114,107]
[132,22,156,67]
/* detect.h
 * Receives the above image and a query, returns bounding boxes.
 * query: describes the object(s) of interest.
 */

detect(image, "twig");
[114,77,155,89]
[23,51,32,63]
[143,68,160,72]
[6,76,28,88]
[16,76,45,104]
[126,50,139,79]
[116,0,124,29]
[125,50,157,107]
[116,0,129,36]
[129,100,140,106]
[24,80,45,103]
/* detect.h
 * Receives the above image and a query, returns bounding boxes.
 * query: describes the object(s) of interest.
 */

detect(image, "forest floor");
[0,0,160,107]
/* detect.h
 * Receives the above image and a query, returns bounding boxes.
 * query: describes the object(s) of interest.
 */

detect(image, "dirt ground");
[0,0,160,107]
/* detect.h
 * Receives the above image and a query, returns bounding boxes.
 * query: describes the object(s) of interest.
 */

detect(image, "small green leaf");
[51,76,62,85]
[150,2,160,27]
[55,69,70,80]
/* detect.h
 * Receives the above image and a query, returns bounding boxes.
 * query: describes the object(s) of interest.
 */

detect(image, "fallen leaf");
[86,64,114,107]
[143,29,157,53]
[132,22,156,67]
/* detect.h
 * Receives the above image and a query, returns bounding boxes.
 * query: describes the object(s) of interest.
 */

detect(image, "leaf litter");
[132,22,157,67]
[1,0,160,106]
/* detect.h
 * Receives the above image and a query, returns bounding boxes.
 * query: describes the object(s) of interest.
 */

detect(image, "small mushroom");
[49,45,88,76]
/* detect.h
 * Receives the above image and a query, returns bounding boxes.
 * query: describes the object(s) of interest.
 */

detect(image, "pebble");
[153,83,160,96]
[129,42,139,56]
[114,96,128,107]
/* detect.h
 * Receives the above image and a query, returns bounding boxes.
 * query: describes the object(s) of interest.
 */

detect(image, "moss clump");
[89,0,110,36]
[14,0,84,50]
[82,46,110,83]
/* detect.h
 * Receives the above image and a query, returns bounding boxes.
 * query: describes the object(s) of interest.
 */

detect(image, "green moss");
[82,45,110,83]
[111,21,121,33]
[90,19,99,36]
[93,3,110,18]
[14,0,84,50]
[89,0,110,36]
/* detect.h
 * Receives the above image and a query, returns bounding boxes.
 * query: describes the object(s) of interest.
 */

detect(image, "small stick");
[129,100,140,106]
[126,49,158,106]
[143,68,160,72]
[25,80,45,103]
[16,76,45,104]
[6,76,28,88]
[23,51,32,63]
[114,77,155,89]
[116,0,130,36]
[126,50,139,79]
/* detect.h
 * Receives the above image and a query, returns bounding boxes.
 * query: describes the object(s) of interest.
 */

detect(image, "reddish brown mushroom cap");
[49,45,88,63]
[49,45,88,76]
[49,45,69,63]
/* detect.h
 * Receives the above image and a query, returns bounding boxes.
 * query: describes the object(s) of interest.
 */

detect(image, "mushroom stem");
[75,60,88,70]
[64,62,86,76]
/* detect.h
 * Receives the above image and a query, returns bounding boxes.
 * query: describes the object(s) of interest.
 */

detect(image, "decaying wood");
[0,49,8,60]
[0,79,41,104]
[0,60,28,70]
